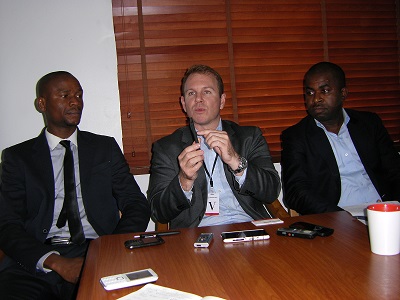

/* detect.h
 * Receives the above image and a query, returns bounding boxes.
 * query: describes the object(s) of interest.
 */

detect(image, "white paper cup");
[367,203,400,255]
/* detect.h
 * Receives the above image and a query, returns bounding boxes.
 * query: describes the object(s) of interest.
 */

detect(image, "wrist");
[179,174,194,192]
[229,156,248,174]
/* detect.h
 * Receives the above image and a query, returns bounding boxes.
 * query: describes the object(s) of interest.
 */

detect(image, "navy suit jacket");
[0,129,150,273]
[148,120,281,229]
[281,109,400,215]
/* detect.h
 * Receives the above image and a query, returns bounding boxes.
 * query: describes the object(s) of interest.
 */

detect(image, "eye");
[187,91,196,97]
[305,90,314,96]
[322,89,330,94]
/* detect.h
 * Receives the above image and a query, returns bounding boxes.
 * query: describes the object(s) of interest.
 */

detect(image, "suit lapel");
[77,131,95,187]
[306,117,340,177]
[31,130,55,211]
[32,131,54,194]
[346,110,369,163]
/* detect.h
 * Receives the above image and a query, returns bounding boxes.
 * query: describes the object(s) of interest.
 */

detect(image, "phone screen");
[221,229,268,241]
[126,270,153,280]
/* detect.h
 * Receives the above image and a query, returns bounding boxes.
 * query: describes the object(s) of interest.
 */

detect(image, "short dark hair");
[36,71,76,98]
[180,65,224,97]
[304,62,346,88]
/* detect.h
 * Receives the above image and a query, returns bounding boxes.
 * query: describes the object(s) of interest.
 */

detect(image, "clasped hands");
[178,129,241,191]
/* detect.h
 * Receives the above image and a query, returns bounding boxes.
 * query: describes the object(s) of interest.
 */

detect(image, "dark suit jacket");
[281,109,400,215]
[0,129,150,273]
[148,120,281,229]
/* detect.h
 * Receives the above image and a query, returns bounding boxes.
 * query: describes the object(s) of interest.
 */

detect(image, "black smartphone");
[276,227,317,239]
[124,236,165,249]
[189,118,199,143]
[289,222,334,237]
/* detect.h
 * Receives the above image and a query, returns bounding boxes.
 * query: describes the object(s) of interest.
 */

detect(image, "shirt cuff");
[37,251,60,273]
[179,180,193,202]
[234,168,247,187]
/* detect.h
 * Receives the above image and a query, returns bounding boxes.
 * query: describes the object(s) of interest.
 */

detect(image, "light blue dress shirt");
[182,119,253,226]
[316,109,381,208]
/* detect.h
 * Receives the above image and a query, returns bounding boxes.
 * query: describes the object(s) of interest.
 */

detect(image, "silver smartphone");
[221,229,270,243]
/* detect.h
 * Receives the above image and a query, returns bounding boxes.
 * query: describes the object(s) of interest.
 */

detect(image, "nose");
[195,92,203,103]
[68,95,81,106]
[313,92,322,104]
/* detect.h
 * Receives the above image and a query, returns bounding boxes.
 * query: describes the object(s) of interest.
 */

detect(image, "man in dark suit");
[148,65,281,229]
[0,71,151,299]
[281,62,400,215]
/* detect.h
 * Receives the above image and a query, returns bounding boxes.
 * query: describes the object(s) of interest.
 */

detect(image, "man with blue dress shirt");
[281,62,400,215]
[148,65,281,229]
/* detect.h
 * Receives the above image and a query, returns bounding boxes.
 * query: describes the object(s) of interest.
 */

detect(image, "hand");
[178,141,204,191]
[44,253,84,284]
[197,129,240,171]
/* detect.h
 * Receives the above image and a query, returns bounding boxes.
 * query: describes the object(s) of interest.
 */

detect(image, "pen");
[134,231,181,238]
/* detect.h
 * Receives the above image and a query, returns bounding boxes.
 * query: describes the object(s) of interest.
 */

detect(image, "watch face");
[240,157,248,169]
[232,156,247,174]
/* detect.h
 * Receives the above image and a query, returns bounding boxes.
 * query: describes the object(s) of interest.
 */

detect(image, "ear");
[180,96,187,113]
[341,87,348,100]
[36,97,46,113]
[219,93,226,110]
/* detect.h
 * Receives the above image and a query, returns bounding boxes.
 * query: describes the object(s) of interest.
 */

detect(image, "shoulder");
[282,115,313,137]
[222,120,262,136]
[346,108,381,123]
[154,126,188,146]
[2,130,46,156]
[78,130,115,144]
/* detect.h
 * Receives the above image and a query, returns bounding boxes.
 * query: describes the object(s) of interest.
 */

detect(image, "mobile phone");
[189,117,199,143]
[289,222,334,237]
[194,233,213,248]
[100,268,158,290]
[221,229,270,243]
[276,227,317,239]
[124,236,164,249]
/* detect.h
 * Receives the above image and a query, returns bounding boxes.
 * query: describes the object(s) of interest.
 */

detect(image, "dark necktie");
[56,140,85,245]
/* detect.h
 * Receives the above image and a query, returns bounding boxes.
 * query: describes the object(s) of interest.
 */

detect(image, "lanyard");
[203,153,219,188]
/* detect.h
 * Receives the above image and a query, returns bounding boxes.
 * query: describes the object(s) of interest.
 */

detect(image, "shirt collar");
[315,108,350,130]
[216,118,222,131]
[45,128,78,150]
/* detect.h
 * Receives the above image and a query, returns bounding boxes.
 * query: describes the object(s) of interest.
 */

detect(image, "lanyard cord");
[203,153,219,188]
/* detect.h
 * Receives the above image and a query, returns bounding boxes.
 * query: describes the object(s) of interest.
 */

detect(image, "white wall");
[0,0,123,157]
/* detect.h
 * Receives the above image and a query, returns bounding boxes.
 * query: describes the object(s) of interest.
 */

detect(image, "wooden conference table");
[77,211,399,299]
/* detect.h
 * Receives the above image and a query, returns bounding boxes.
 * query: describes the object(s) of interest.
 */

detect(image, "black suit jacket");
[281,109,400,215]
[148,120,281,229]
[0,129,150,273]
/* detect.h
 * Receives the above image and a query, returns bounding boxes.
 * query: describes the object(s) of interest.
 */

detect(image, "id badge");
[205,191,219,215]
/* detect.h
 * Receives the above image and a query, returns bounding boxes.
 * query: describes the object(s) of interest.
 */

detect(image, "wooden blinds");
[112,0,400,174]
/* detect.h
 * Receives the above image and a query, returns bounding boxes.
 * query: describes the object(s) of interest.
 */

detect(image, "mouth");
[66,109,82,115]
[193,106,206,113]
[312,105,326,113]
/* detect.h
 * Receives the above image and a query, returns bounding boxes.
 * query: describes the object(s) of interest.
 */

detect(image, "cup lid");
[367,203,400,212]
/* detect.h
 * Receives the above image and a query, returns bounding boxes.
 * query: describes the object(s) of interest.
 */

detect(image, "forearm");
[149,174,192,223]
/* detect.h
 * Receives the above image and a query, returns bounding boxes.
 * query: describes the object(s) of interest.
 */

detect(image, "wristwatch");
[229,156,248,174]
